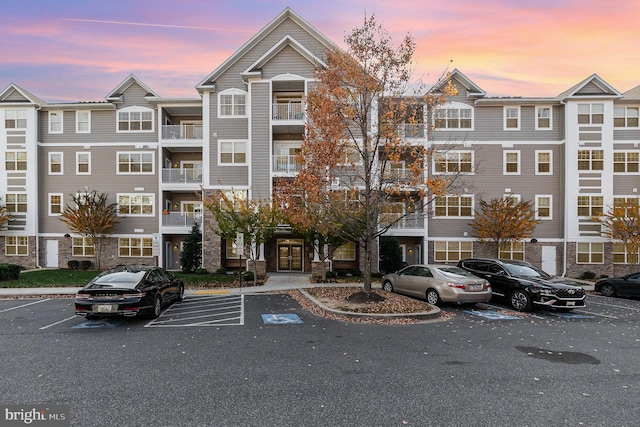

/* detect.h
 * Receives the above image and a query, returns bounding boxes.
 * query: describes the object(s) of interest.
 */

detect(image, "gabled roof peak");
[106,74,159,102]
[557,74,622,100]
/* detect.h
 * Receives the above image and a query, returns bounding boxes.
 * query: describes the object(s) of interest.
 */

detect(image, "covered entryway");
[277,239,304,272]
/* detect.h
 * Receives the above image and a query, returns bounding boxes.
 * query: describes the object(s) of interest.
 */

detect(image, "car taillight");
[76,293,91,300]
[122,292,145,299]
[446,282,466,289]
[484,283,491,290]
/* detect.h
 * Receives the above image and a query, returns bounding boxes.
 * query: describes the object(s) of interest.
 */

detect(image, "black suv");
[457,258,586,311]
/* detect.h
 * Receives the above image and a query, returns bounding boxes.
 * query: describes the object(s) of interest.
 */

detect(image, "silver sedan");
[382,264,491,306]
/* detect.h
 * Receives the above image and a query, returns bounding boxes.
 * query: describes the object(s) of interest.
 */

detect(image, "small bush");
[79,260,92,270]
[195,268,209,275]
[215,267,227,275]
[0,264,21,280]
[242,270,254,281]
[580,271,596,280]
[67,260,80,270]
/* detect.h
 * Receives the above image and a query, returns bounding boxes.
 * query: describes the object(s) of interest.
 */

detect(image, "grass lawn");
[0,269,239,288]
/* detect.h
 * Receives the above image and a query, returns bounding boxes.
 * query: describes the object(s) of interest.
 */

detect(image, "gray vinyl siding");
[3,89,27,101]
[250,82,271,199]
[261,45,317,79]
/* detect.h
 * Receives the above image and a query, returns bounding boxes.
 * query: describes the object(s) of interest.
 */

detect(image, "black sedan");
[75,265,184,319]
[595,272,640,298]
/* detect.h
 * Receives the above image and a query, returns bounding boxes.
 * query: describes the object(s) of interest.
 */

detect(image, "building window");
[219,90,247,117]
[49,111,63,133]
[49,152,63,175]
[226,239,240,259]
[577,195,603,217]
[613,197,639,216]
[76,110,91,133]
[499,241,525,260]
[504,107,520,130]
[5,151,27,171]
[117,152,154,174]
[614,106,639,128]
[219,140,248,165]
[612,242,638,264]
[613,151,639,173]
[5,193,27,213]
[536,106,552,130]
[577,242,604,264]
[434,195,473,218]
[117,107,153,132]
[333,242,356,261]
[578,103,604,125]
[535,150,553,175]
[380,203,404,226]
[577,150,604,171]
[76,152,91,174]
[5,110,27,129]
[434,104,473,129]
[72,237,95,256]
[504,151,520,175]
[535,195,552,220]
[118,237,153,257]
[434,241,472,262]
[49,194,63,216]
[5,236,28,256]
[117,194,154,216]
[434,150,473,174]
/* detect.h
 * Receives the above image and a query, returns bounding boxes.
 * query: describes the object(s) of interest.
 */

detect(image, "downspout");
[560,99,568,277]
[35,105,41,268]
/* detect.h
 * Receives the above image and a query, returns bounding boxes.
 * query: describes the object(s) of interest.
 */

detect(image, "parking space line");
[587,299,640,312]
[152,309,243,324]
[149,316,243,327]
[0,299,49,314]
[572,310,619,319]
[39,316,78,330]
[144,295,244,327]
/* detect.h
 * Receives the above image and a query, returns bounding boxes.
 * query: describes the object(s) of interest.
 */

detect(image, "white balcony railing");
[162,168,202,184]
[162,212,202,227]
[162,124,203,140]
[273,155,300,173]
[272,102,304,120]
[382,213,425,229]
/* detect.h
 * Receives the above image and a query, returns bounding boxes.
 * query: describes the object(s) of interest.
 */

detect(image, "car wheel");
[382,281,394,292]
[426,289,442,306]
[510,290,533,311]
[151,295,162,319]
[178,284,185,301]
[600,283,616,297]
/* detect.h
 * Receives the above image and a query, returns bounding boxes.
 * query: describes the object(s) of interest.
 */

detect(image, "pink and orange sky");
[2,0,640,103]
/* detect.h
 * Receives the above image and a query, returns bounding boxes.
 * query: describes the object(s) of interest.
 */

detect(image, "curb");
[298,289,441,321]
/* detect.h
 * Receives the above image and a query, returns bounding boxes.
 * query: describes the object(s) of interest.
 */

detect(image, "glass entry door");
[277,239,304,271]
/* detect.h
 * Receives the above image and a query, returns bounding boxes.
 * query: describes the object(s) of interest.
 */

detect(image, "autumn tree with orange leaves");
[276,14,456,294]
[594,200,640,270]
[204,191,283,285]
[469,198,539,258]
[59,190,119,270]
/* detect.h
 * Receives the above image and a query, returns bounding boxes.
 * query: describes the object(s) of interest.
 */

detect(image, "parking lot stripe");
[572,309,619,319]
[0,299,49,313]
[39,315,77,330]
[587,299,640,312]
[152,309,242,324]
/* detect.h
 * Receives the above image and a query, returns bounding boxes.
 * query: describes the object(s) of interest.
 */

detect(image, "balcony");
[273,155,300,173]
[162,168,202,184]
[161,124,203,140]
[382,213,425,230]
[162,212,202,227]
[399,123,426,139]
[272,102,304,121]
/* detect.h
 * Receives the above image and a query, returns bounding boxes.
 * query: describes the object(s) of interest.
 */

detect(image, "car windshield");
[436,266,476,278]
[90,271,146,288]
[504,263,550,278]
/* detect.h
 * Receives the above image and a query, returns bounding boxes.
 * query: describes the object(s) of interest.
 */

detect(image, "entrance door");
[46,240,59,268]
[541,246,557,276]
[277,239,304,271]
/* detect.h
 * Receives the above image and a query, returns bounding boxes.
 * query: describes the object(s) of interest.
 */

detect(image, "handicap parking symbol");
[463,309,521,320]
[73,318,126,329]
[261,314,303,324]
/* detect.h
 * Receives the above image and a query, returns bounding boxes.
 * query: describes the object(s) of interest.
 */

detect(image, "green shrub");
[215,267,227,274]
[580,271,596,280]
[67,260,80,270]
[242,270,254,281]
[79,260,92,270]
[0,264,21,280]
[195,268,209,275]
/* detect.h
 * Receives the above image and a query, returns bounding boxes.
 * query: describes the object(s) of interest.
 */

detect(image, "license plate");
[567,301,575,306]
[469,284,481,291]
[94,304,118,313]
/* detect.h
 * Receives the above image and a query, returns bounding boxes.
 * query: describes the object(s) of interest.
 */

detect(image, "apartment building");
[0,7,638,277]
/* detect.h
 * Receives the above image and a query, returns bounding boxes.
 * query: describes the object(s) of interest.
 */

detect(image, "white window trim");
[535,150,553,176]
[116,106,155,133]
[432,150,474,175]
[576,242,604,265]
[5,236,28,256]
[503,106,521,131]
[433,195,475,219]
[76,152,91,175]
[118,237,154,258]
[116,151,155,175]
[535,195,553,220]
[535,106,553,130]
[48,193,64,216]
[613,150,640,175]
[117,193,155,217]
[218,139,249,166]
[503,150,521,175]
[76,110,91,133]
[434,102,474,131]
[48,111,63,134]
[218,88,248,118]
[48,152,63,175]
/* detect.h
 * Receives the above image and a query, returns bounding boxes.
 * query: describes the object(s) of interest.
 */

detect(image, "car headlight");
[539,289,557,296]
